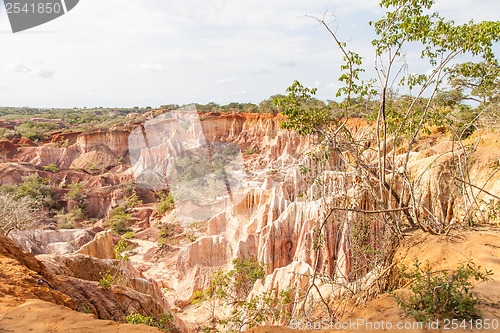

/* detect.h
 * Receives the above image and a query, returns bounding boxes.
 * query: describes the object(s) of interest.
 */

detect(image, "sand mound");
[70,144,119,171]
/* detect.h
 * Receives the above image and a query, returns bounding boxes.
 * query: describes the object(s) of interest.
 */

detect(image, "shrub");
[15,174,57,208]
[78,304,93,314]
[66,182,84,201]
[243,147,258,155]
[195,257,276,331]
[55,207,86,230]
[186,231,198,243]
[157,193,174,215]
[122,231,136,239]
[125,190,142,208]
[393,259,493,322]
[43,164,59,173]
[0,193,42,236]
[0,184,17,194]
[126,312,175,331]
[115,239,136,261]
[108,206,132,234]
[98,270,123,289]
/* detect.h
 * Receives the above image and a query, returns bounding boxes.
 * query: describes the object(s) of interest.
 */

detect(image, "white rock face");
[9,229,95,255]
[75,230,115,259]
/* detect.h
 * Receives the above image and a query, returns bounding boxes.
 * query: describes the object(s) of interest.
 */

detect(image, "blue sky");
[0,0,499,108]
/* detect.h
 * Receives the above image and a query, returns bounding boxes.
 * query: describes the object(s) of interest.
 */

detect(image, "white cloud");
[325,83,339,93]
[216,77,236,85]
[0,0,499,107]
[276,59,296,67]
[36,69,55,79]
[138,63,166,72]
[7,63,32,73]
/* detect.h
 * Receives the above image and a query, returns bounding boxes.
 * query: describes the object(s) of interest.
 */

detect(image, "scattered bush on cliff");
[42,164,59,173]
[126,312,175,332]
[108,206,133,234]
[115,238,137,261]
[0,193,42,236]
[157,192,174,215]
[65,182,84,201]
[107,191,142,235]
[55,207,86,230]
[193,258,293,332]
[393,259,493,322]
[98,270,124,290]
[125,190,142,208]
[14,174,57,208]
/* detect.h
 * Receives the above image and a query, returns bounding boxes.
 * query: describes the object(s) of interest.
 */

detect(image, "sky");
[0,0,499,108]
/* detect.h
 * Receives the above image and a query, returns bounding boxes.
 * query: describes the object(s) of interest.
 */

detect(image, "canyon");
[0,111,499,332]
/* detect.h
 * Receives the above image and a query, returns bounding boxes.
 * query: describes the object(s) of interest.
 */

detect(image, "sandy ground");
[0,299,162,333]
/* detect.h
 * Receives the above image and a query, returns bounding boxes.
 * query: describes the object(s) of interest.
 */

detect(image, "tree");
[0,193,42,236]
[193,258,291,332]
[448,60,500,106]
[274,0,500,323]
[277,0,500,235]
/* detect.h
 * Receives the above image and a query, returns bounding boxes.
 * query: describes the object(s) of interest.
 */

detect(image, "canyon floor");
[0,111,499,332]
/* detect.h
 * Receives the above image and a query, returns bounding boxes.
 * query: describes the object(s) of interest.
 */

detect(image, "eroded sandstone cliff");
[2,112,500,331]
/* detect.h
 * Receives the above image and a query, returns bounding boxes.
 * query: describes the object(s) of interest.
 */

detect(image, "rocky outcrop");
[0,234,186,331]
[77,128,130,157]
[37,252,187,331]
[75,230,115,259]
[0,235,74,309]
[9,228,98,255]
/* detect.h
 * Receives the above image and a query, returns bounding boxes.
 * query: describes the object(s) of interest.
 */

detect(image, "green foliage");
[452,104,478,139]
[275,81,336,136]
[65,182,84,201]
[221,288,293,332]
[369,94,446,136]
[373,0,500,64]
[480,199,500,223]
[115,239,136,261]
[185,231,198,243]
[122,231,136,239]
[126,312,175,332]
[78,304,93,314]
[14,174,57,208]
[98,270,124,290]
[14,121,58,142]
[108,206,132,235]
[43,164,59,173]
[0,106,153,133]
[107,191,142,235]
[0,184,17,194]
[448,60,500,106]
[125,190,142,208]
[243,147,258,155]
[157,223,182,247]
[393,259,493,322]
[194,257,287,332]
[198,258,265,304]
[157,193,175,215]
[55,207,86,230]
